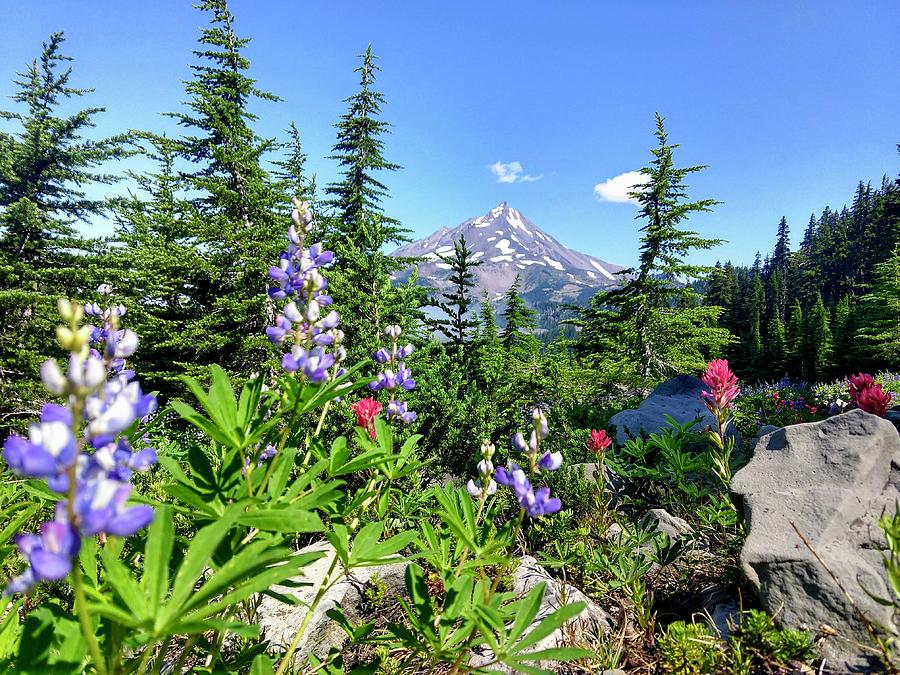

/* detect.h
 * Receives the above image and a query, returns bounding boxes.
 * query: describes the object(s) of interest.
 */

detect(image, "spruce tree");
[574,113,731,380]
[803,293,834,381]
[273,121,316,209]
[856,245,900,369]
[322,46,416,360]
[426,235,482,353]
[785,300,804,377]
[501,274,538,359]
[473,291,505,389]
[766,314,787,377]
[0,32,125,430]
[131,0,288,382]
[831,295,856,375]
[112,134,206,396]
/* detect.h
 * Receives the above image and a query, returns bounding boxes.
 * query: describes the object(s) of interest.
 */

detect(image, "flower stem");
[274,554,341,675]
[73,564,108,675]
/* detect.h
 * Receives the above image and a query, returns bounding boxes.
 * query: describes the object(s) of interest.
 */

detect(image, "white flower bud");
[41,359,66,394]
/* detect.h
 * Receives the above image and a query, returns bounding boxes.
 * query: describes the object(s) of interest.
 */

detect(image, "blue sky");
[1,1,898,267]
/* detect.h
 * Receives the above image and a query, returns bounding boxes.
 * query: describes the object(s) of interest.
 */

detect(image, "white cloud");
[488,160,542,184]
[593,170,648,205]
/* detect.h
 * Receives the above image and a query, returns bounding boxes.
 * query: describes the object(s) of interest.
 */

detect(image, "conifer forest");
[0,3,898,673]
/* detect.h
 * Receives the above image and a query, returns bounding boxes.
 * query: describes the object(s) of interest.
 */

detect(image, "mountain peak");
[392,204,623,308]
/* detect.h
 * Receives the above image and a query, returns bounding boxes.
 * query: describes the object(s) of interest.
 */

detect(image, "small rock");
[255,541,408,668]
[470,556,612,673]
[645,508,693,540]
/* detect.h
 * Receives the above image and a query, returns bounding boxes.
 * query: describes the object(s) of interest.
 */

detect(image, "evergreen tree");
[765,314,787,376]
[273,121,316,209]
[831,295,856,375]
[785,300,804,377]
[802,293,834,381]
[856,245,900,369]
[426,235,482,354]
[473,291,505,389]
[574,113,731,380]
[124,0,288,383]
[501,274,538,359]
[112,134,205,396]
[0,32,125,430]
[322,46,416,359]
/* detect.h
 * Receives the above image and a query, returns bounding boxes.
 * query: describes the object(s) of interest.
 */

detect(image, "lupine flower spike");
[493,408,562,517]
[2,289,157,595]
[467,440,497,498]
[370,325,416,423]
[266,200,345,383]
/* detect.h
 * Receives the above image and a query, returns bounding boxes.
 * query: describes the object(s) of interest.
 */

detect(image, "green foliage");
[658,621,722,674]
[0,31,126,431]
[572,113,733,383]
[426,234,482,357]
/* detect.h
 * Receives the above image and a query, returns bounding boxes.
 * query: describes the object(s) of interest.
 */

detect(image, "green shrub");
[658,621,723,674]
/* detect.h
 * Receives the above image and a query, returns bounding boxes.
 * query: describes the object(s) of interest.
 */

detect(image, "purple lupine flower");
[259,444,277,462]
[3,405,77,478]
[466,478,497,497]
[2,293,156,596]
[538,451,563,471]
[386,400,417,423]
[522,487,562,517]
[370,325,416,424]
[3,520,81,595]
[266,202,344,382]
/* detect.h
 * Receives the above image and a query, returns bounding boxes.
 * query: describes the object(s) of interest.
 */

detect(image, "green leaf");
[267,444,298,499]
[236,508,324,533]
[142,504,174,609]
[508,582,545,644]
[512,601,586,653]
[100,546,149,621]
[250,654,275,675]
[161,506,240,625]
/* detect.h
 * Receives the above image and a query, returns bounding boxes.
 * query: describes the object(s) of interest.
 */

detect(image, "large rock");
[470,556,613,673]
[255,541,408,668]
[608,375,737,445]
[731,409,900,671]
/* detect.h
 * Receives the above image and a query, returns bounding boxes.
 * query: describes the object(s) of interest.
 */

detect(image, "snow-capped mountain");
[391,202,623,310]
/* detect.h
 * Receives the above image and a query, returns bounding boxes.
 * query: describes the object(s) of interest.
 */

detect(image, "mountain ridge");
[391,203,623,317]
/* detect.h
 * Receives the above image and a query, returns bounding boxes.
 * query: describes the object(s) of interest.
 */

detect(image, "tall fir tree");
[121,0,288,384]
[500,274,538,360]
[0,32,126,430]
[322,46,419,360]
[426,235,482,355]
[785,299,805,377]
[802,293,835,381]
[856,245,900,369]
[575,113,731,380]
[112,134,205,396]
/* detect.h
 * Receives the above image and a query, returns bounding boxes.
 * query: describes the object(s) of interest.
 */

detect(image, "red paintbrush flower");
[350,398,382,439]
[587,429,612,453]
[700,359,740,412]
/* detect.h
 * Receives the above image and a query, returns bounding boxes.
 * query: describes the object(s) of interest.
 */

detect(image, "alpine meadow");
[1,2,900,673]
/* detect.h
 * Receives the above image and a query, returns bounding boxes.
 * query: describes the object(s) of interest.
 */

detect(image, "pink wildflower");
[350,398,382,439]
[700,359,740,413]
[587,429,612,453]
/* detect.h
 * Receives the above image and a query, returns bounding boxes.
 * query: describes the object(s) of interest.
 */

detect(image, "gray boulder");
[731,409,900,671]
[608,374,738,445]
[470,556,613,672]
[255,541,407,668]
